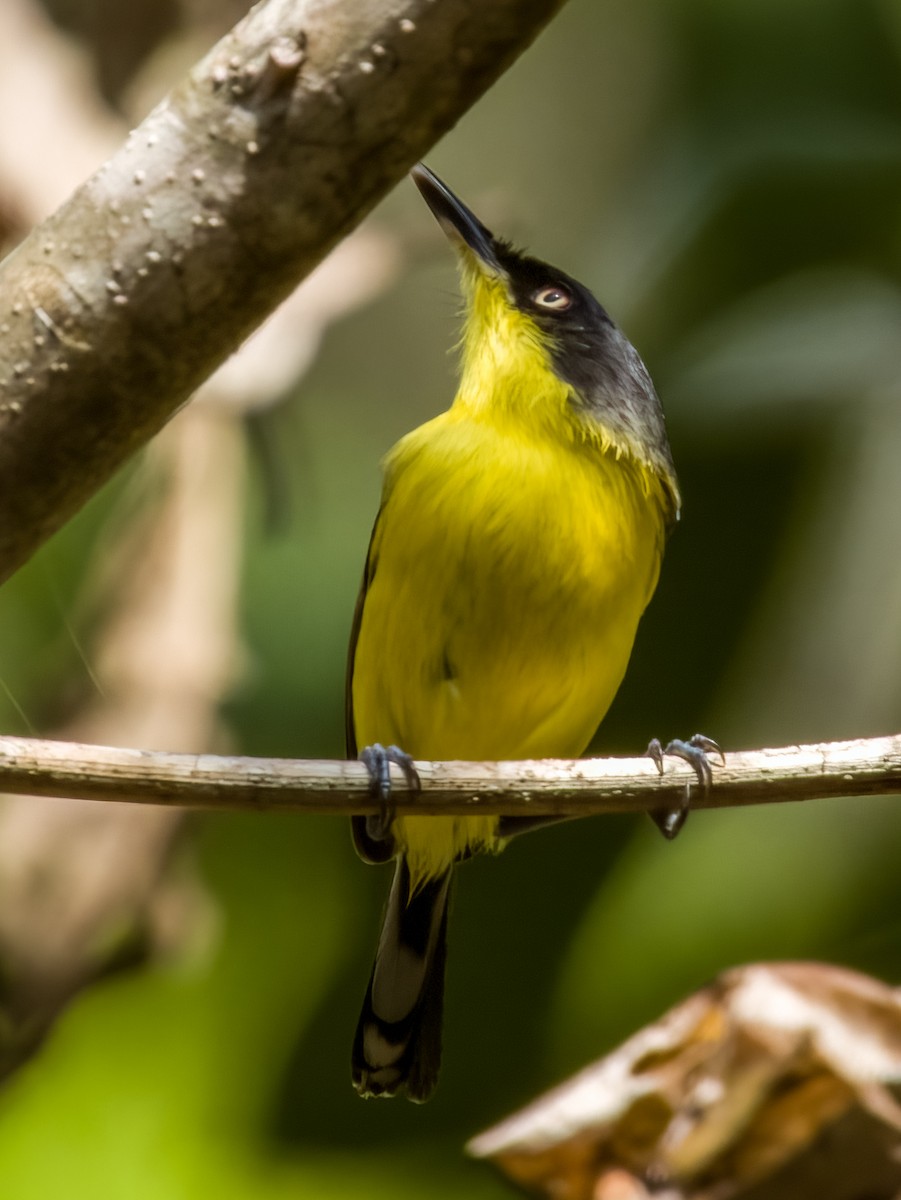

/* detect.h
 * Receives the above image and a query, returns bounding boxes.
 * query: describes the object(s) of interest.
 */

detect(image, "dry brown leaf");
[469,962,901,1200]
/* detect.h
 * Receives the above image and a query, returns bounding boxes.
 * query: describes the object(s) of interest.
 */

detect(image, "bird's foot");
[646,733,724,840]
[360,743,420,843]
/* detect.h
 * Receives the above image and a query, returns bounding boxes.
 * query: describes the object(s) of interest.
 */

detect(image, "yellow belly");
[351,409,668,888]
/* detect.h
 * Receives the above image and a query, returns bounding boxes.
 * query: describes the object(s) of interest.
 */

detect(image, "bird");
[346,163,708,1102]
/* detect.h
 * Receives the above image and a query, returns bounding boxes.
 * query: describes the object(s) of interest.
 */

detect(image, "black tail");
[352,859,451,1102]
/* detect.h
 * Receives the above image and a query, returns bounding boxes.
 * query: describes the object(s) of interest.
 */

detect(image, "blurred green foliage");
[1,0,901,1193]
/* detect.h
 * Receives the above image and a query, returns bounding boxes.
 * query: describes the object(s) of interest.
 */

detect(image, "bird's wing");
[346,505,395,863]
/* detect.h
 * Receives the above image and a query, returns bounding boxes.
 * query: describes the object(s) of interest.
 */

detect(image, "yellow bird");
[347,165,705,1102]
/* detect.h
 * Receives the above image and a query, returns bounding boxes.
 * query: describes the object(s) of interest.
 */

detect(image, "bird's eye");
[533,285,572,311]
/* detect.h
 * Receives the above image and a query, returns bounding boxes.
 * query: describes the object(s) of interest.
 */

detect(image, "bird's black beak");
[411,164,502,273]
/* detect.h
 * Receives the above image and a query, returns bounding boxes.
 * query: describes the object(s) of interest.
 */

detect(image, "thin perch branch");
[1,734,899,817]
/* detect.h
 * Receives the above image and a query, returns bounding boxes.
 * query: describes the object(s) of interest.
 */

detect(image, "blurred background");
[0,0,900,1194]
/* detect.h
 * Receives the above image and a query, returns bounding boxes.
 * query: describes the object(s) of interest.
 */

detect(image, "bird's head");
[411,164,679,518]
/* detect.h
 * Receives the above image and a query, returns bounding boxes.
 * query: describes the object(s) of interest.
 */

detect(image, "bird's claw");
[647,732,723,784]
[646,733,723,840]
[360,743,420,843]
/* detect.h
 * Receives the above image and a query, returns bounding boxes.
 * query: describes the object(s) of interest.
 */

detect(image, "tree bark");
[0,0,567,584]
[0,733,898,817]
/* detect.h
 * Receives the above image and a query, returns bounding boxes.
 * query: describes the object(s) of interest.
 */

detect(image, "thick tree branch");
[0,733,899,817]
[0,0,567,584]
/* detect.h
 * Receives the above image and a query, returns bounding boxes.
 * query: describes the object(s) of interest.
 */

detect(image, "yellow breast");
[351,400,670,889]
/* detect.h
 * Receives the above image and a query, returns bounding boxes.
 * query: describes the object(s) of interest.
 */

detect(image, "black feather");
[352,861,451,1102]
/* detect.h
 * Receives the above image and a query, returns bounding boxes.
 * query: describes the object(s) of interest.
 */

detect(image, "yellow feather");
[351,272,670,892]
